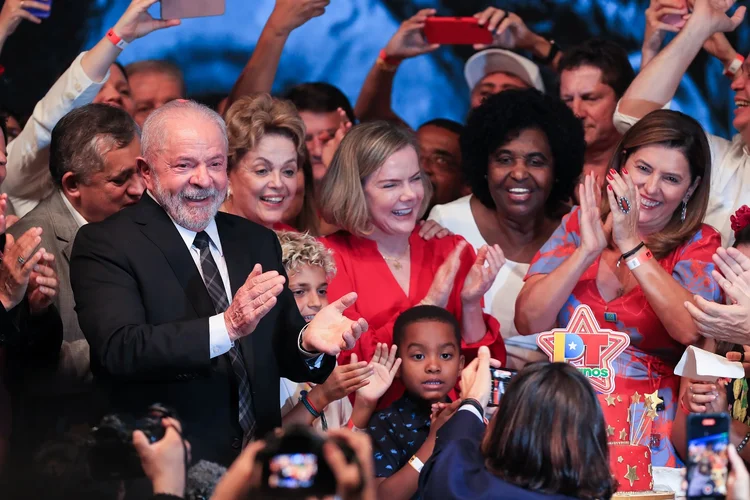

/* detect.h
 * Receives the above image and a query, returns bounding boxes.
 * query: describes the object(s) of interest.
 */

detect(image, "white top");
[60,189,89,228]
[428,195,538,350]
[279,377,353,431]
[613,102,750,247]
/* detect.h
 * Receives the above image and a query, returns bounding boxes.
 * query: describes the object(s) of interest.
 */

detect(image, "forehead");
[369,147,419,179]
[417,125,460,150]
[129,72,182,96]
[102,138,140,170]
[161,115,226,154]
[242,134,297,161]
[496,127,551,152]
[109,64,128,85]
[299,110,340,135]
[475,71,529,90]
[629,145,690,173]
[560,65,611,92]
[289,264,328,285]
[402,320,458,347]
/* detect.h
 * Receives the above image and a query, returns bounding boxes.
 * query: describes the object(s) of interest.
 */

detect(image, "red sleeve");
[444,236,506,365]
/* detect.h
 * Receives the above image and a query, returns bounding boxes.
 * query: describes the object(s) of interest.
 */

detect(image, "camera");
[256,425,362,498]
[489,367,518,407]
[89,403,179,480]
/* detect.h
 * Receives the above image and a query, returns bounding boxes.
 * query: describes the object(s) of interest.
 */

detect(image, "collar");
[59,190,89,228]
[147,190,223,256]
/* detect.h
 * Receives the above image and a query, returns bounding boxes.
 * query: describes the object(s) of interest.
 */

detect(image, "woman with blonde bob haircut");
[515,110,723,466]
[320,121,507,407]
[221,93,307,230]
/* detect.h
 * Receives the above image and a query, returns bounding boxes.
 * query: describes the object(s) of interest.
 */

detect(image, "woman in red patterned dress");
[516,110,723,466]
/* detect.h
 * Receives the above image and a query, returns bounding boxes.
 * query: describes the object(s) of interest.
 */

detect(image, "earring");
[681,200,688,222]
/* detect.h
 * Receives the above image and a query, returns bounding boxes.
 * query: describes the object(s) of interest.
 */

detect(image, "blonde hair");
[317,121,432,236]
[225,94,306,171]
[276,230,336,279]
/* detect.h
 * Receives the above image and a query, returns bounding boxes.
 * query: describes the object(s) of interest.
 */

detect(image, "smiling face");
[487,127,555,218]
[289,264,329,322]
[560,65,620,150]
[363,146,425,236]
[731,57,750,136]
[228,134,299,228]
[625,144,696,235]
[398,320,464,403]
[93,64,135,118]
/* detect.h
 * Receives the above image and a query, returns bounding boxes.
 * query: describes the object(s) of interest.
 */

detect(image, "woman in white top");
[429,88,585,369]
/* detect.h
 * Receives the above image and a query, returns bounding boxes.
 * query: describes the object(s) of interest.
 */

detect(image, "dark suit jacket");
[70,195,335,466]
[419,410,578,500]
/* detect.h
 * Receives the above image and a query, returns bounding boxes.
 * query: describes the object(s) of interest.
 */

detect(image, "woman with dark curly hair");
[516,110,723,467]
[428,89,585,369]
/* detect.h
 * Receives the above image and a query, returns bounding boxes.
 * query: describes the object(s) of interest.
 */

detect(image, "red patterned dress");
[526,207,722,466]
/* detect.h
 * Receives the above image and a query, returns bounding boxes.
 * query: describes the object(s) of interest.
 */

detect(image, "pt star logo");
[537,305,630,393]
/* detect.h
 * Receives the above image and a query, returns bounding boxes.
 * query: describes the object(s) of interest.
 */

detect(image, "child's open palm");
[356,343,401,405]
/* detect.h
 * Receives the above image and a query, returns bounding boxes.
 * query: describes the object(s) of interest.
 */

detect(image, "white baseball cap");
[464,49,545,94]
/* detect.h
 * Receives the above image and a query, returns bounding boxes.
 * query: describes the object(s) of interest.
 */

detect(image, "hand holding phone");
[686,413,730,500]
[423,17,493,46]
[22,0,51,19]
[488,368,517,407]
[111,0,181,44]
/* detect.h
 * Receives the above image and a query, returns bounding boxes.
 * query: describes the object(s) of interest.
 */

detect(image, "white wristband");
[408,455,424,473]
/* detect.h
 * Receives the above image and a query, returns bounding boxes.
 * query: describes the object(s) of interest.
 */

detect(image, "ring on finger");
[692,393,696,402]
[17,256,25,265]
[19,0,24,8]
[617,195,631,214]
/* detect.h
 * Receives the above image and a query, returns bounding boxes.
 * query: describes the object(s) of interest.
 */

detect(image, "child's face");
[289,264,329,322]
[398,320,464,403]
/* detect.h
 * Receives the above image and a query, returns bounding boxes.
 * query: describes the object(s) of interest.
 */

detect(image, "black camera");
[256,425,362,498]
[89,403,179,480]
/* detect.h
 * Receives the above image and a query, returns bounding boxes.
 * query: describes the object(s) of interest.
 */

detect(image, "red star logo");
[537,305,630,393]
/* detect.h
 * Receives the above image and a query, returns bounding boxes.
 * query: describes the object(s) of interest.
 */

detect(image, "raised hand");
[418,219,453,241]
[473,8,538,52]
[27,250,58,315]
[711,247,750,299]
[317,356,373,407]
[268,0,330,36]
[644,0,689,56]
[461,244,505,305]
[382,8,440,61]
[606,167,641,254]
[0,227,44,311]
[321,108,352,169]
[0,0,50,37]
[303,292,369,356]
[112,0,181,43]
[421,241,466,308]
[224,264,286,341]
[459,345,502,410]
[690,0,746,34]
[356,343,401,405]
[133,418,190,498]
[578,173,608,261]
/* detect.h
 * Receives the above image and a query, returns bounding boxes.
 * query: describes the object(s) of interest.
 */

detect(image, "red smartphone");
[160,0,225,19]
[423,17,493,45]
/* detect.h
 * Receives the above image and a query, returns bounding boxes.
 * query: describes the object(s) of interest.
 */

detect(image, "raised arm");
[620,0,745,119]
[227,0,328,108]
[0,0,50,56]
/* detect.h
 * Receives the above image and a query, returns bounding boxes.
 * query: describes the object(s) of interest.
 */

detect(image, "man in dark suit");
[70,100,367,467]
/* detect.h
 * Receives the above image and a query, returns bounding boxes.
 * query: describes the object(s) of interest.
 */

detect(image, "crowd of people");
[2,0,750,498]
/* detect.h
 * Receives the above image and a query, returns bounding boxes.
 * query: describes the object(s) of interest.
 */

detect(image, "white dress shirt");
[60,190,89,228]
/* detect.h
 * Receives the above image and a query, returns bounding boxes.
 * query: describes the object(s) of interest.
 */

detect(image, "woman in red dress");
[220,93,305,232]
[318,121,507,407]
[515,110,723,466]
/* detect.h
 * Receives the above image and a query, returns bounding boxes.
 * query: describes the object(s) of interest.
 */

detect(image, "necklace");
[379,244,410,271]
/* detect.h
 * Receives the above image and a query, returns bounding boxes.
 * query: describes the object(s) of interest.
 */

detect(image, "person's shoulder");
[430,195,472,218]
[320,230,354,251]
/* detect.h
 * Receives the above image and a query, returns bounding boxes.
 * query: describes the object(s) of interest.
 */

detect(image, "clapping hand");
[605,168,641,254]
[320,108,353,169]
[0,227,44,311]
[428,399,462,438]
[356,343,401,405]
[268,0,329,36]
[382,9,440,61]
[112,0,181,43]
[577,173,609,262]
[26,250,58,315]
[317,357,373,407]
[421,241,466,308]
[460,244,505,305]
[302,292,369,356]
[224,264,286,341]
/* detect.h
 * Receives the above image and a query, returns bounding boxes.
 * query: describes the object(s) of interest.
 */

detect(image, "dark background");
[1,0,745,137]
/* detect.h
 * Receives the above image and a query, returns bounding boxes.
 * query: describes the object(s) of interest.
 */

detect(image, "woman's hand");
[460,244,505,305]
[321,107,352,169]
[689,0,746,36]
[27,251,58,315]
[577,173,608,262]
[0,0,49,38]
[317,356,373,408]
[459,345,502,410]
[418,220,453,241]
[606,167,642,254]
[644,0,689,48]
[421,241,466,308]
[112,0,181,43]
[267,0,329,37]
[0,227,44,311]
[356,343,401,405]
[382,9,439,61]
[726,345,750,378]
[682,378,729,413]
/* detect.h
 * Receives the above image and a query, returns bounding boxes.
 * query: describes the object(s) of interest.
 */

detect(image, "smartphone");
[423,17,493,45]
[686,413,730,500]
[160,0,225,19]
[488,367,517,407]
[661,0,688,26]
[24,0,51,19]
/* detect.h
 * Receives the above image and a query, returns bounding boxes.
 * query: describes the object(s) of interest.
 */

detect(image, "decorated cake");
[609,443,653,492]
[598,393,630,443]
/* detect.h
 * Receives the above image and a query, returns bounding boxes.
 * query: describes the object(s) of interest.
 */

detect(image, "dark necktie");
[192,231,256,444]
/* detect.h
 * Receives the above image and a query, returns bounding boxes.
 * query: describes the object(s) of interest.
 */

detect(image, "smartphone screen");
[24,0,51,19]
[686,414,730,500]
[268,453,319,489]
[488,368,517,407]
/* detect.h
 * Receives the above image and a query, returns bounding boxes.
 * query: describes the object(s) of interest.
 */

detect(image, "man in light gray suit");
[8,103,143,449]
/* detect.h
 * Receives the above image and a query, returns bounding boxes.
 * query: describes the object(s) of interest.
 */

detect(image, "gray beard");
[151,175,227,232]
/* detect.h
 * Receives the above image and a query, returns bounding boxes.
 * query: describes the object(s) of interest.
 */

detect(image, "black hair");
[462,88,584,217]
[734,225,750,248]
[393,305,461,351]
[419,118,464,137]
[283,82,356,124]
[558,39,635,98]
[112,61,128,81]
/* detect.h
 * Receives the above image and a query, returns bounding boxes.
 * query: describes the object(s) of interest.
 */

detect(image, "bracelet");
[617,241,645,268]
[299,390,328,431]
[738,431,750,454]
[461,398,484,419]
[539,40,560,66]
[408,454,424,473]
[377,49,401,72]
[106,28,128,50]
[725,54,744,78]
[626,249,653,271]
[679,397,691,416]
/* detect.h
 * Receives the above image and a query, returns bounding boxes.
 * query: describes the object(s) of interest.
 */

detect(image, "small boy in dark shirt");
[368,305,465,500]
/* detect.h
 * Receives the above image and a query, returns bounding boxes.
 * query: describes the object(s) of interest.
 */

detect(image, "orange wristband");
[106,28,128,50]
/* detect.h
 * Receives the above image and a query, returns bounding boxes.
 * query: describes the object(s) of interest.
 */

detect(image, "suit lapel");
[47,192,81,264]
[135,196,216,318]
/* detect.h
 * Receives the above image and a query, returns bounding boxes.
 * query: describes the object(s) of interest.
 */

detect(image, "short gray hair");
[141,100,228,164]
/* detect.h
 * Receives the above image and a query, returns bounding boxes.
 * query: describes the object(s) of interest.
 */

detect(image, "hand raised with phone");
[112,0,181,43]
[0,0,50,39]
[383,9,440,61]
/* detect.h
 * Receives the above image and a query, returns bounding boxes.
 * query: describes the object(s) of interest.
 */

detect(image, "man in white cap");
[463,48,545,108]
